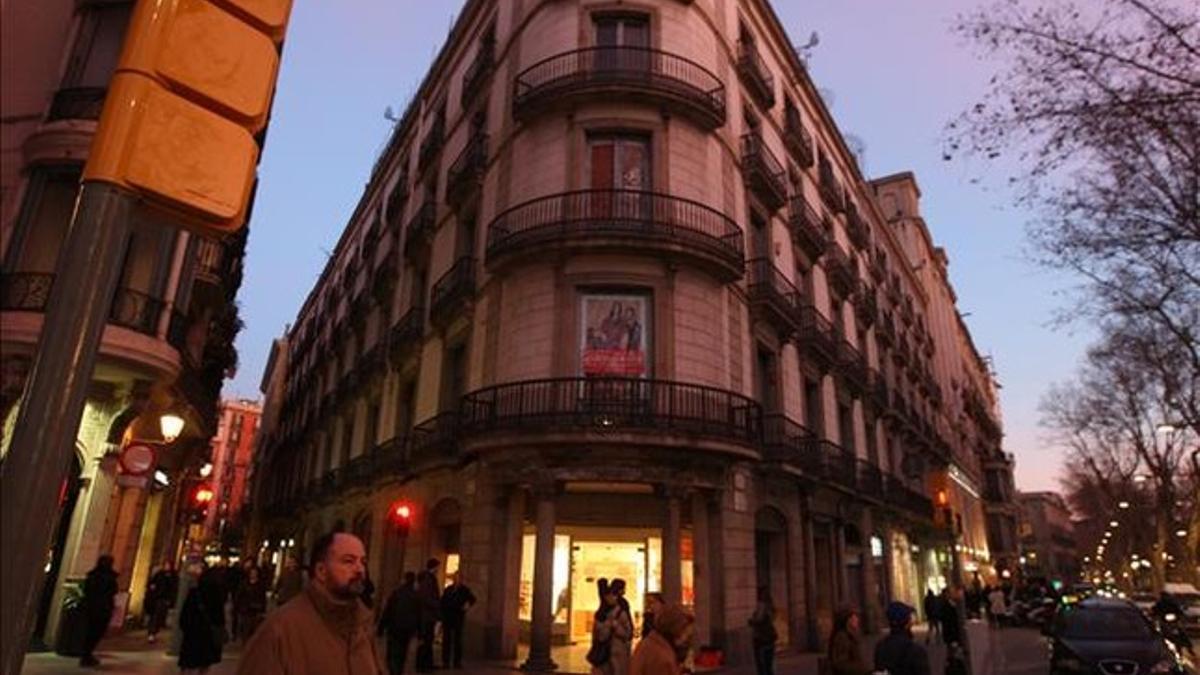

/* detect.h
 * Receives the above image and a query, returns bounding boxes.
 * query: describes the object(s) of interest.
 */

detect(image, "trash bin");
[54,590,87,657]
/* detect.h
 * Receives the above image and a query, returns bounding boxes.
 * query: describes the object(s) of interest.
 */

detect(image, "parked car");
[1046,598,1185,675]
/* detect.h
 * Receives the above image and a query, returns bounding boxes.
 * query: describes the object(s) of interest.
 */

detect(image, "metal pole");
[0,181,133,675]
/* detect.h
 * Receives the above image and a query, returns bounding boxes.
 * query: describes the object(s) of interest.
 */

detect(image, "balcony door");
[588,136,651,223]
[594,15,649,73]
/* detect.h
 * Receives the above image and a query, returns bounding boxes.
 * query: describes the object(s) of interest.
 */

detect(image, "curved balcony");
[0,272,54,311]
[460,377,762,454]
[513,47,726,129]
[486,189,744,280]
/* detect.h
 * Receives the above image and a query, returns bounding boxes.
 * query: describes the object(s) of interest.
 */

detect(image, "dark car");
[1047,598,1185,675]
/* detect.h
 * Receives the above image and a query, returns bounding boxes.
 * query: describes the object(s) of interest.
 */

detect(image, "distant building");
[1018,491,1079,583]
[203,399,262,552]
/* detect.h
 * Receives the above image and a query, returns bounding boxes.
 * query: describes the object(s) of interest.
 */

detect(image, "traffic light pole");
[0,181,134,675]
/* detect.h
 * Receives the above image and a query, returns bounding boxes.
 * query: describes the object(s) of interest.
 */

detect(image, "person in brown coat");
[237,532,383,675]
[630,603,694,675]
[828,608,871,675]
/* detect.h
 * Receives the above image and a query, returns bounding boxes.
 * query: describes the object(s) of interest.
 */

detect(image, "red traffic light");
[392,502,412,520]
[195,487,214,504]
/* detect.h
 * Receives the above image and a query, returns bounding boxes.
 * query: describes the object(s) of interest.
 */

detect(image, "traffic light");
[391,501,413,538]
[83,0,293,236]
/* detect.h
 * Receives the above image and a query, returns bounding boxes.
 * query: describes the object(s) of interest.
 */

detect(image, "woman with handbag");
[587,578,633,675]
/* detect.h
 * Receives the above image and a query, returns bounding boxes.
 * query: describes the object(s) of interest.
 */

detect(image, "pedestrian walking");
[234,565,268,642]
[179,563,222,675]
[273,554,305,607]
[145,560,178,644]
[78,554,118,668]
[874,601,931,675]
[414,558,442,673]
[828,608,871,675]
[439,572,477,669]
[379,572,420,675]
[630,603,694,675]
[587,578,633,675]
[987,585,1007,627]
[198,564,230,656]
[940,588,962,648]
[642,592,664,639]
[238,531,383,674]
[748,587,777,675]
[922,588,941,644]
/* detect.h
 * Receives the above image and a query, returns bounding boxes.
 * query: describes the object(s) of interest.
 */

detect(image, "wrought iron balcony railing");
[837,339,870,393]
[823,243,858,298]
[513,46,726,129]
[418,114,445,173]
[109,289,164,335]
[796,305,838,365]
[748,258,803,334]
[429,256,476,327]
[404,201,437,256]
[845,203,871,251]
[390,306,424,361]
[461,377,762,446]
[788,196,830,261]
[741,133,788,211]
[783,109,814,168]
[0,272,54,311]
[461,38,495,106]
[446,132,488,206]
[736,41,775,108]
[485,189,744,280]
[818,162,845,213]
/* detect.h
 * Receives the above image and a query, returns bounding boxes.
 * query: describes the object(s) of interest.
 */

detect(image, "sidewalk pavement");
[21,624,963,675]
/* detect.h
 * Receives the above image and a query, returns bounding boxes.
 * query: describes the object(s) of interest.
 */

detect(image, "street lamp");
[1118,501,1129,509]
[159,413,185,442]
[1109,521,1119,528]
[1177,529,1189,538]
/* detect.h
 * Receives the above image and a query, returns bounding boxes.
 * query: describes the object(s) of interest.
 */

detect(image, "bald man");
[238,532,383,675]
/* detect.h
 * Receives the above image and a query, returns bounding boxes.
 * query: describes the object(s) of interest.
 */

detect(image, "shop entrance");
[568,540,647,644]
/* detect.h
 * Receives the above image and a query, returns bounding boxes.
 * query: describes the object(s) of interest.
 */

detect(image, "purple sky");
[225,0,1094,493]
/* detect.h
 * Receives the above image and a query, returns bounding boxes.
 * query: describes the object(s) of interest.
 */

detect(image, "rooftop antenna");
[795,31,820,65]
[384,106,399,123]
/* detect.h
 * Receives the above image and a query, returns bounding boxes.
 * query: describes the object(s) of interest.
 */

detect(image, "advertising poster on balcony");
[581,294,648,377]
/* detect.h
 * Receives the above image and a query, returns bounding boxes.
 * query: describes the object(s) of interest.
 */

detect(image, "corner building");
[252,0,1007,666]
[2,0,247,647]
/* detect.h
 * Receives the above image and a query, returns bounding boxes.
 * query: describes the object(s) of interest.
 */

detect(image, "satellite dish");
[795,31,820,65]
[384,106,399,122]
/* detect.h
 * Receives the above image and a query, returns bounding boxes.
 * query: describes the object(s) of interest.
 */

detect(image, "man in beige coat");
[238,532,383,675]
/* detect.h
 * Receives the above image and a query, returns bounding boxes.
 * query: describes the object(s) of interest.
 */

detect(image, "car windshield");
[1060,608,1153,640]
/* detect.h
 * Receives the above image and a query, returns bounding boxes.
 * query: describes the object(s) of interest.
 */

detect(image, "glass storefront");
[518,526,693,645]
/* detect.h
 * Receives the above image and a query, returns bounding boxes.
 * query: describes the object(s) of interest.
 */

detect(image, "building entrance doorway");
[568,540,647,644]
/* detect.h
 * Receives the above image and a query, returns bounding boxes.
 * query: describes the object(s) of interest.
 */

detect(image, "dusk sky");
[225,1,1096,493]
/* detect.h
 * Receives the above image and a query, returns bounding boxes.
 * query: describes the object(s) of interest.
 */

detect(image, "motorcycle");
[1159,612,1195,658]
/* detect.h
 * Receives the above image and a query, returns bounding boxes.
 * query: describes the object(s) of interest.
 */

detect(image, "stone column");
[522,482,558,672]
[691,492,712,646]
[662,487,683,605]
[835,518,849,606]
[859,508,882,634]
[800,495,819,650]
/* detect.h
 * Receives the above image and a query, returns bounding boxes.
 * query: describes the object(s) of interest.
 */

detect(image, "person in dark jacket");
[874,601,930,675]
[179,563,222,674]
[414,558,441,672]
[234,565,268,642]
[145,560,178,644]
[379,572,420,675]
[197,565,228,658]
[940,588,962,647]
[748,586,777,675]
[439,572,477,669]
[79,555,118,667]
[273,554,305,606]
[922,588,940,645]
[828,608,871,675]
[642,592,665,639]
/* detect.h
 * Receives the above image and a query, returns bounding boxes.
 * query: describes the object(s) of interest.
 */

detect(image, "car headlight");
[1151,658,1178,674]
